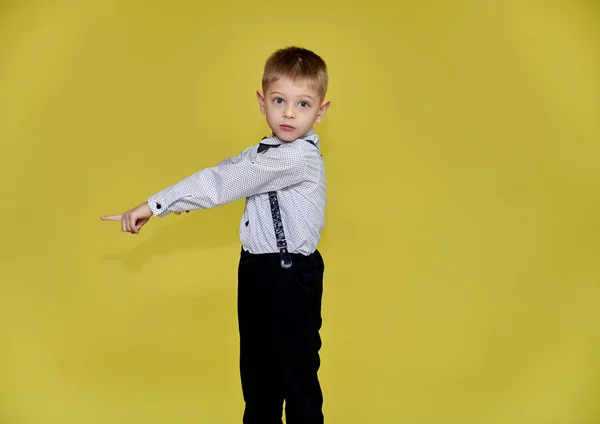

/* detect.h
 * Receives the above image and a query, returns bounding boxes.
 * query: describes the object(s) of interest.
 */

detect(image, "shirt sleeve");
[147,142,307,217]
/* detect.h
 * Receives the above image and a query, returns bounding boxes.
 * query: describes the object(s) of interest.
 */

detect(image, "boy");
[101,46,331,424]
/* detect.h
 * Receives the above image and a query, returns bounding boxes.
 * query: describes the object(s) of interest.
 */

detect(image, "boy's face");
[257,77,330,142]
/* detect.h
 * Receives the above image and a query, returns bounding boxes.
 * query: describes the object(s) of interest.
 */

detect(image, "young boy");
[101,46,331,424]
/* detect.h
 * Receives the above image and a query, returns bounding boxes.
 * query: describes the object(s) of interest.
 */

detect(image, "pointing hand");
[100,202,153,234]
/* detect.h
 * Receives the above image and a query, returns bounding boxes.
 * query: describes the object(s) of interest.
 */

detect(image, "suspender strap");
[268,191,293,268]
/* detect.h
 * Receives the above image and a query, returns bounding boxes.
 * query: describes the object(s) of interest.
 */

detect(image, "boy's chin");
[273,131,297,142]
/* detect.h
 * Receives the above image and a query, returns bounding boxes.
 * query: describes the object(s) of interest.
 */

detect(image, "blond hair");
[262,46,328,100]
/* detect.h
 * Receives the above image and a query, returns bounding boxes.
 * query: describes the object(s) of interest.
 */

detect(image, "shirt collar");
[261,128,320,148]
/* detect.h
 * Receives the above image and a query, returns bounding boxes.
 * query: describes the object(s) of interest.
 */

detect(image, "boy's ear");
[314,100,331,124]
[256,90,266,115]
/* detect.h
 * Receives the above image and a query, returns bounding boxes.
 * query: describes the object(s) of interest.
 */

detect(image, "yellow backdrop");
[1,0,598,423]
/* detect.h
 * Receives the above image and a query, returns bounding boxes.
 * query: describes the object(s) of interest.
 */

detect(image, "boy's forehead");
[266,77,319,97]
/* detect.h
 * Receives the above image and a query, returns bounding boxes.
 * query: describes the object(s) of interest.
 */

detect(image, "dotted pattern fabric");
[147,129,326,255]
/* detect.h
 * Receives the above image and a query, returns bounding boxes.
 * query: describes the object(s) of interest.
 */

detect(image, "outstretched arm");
[147,142,306,217]
[100,141,306,232]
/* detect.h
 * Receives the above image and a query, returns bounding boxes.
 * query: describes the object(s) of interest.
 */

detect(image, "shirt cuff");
[147,193,169,217]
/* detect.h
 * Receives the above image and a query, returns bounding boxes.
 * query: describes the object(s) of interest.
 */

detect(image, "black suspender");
[268,190,292,268]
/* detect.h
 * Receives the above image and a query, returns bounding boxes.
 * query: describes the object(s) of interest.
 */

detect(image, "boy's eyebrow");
[270,91,315,101]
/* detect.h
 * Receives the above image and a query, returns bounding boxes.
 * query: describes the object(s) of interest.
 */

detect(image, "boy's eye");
[274,98,284,104]
[299,101,310,108]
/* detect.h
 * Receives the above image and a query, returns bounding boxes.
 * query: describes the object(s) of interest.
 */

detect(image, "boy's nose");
[284,107,295,118]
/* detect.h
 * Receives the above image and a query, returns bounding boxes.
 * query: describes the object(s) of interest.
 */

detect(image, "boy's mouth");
[280,125,295,132]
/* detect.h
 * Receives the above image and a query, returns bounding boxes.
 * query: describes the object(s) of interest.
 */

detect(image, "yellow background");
[1,0,598,423]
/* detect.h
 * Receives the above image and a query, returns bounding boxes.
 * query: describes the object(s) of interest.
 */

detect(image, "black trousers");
[237,248,325,424]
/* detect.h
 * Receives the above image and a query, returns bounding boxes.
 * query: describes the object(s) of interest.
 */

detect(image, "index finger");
[100,215,122,221]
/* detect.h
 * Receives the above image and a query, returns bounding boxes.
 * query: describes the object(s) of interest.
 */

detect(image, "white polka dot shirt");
[147,129,326,256]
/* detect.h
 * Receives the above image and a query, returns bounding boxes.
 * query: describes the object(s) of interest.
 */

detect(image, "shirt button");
[156,203,162,209]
